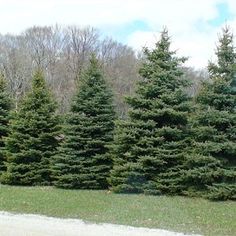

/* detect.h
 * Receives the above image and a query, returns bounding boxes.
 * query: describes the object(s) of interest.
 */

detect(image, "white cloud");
[127,28,219,68]
[0,0,236,68]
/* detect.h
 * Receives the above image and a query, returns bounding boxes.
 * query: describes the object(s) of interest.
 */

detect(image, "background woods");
[0,25,206,117]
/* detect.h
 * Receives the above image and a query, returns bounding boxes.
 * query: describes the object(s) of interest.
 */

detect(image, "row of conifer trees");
[0,27,235,200]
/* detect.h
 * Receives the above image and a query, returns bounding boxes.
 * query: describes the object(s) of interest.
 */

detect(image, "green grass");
[0,185,235,235]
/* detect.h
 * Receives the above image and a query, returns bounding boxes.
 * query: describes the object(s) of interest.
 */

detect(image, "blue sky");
[102,20,151,44]
[209,2,233,26]
[106,2,232,43]
[0,0,236,68]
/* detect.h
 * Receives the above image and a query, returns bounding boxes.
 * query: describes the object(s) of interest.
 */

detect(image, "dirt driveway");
[0,211,201,236]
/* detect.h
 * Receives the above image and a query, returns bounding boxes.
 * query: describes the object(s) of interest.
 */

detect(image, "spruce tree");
[190,26,236,200]
[2,71,60,185]
[0,74,11,174]
[109,29,192,195]
[52,55,115,189]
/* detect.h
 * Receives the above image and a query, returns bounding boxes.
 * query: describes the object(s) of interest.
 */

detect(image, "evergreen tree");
[1,71,60,185]
[109,29,192,195]
[0,74,11,174]
[190,26,236,200]
[52,55,115,189]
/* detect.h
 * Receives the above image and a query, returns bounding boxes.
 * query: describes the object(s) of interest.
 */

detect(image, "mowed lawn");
[0,185,235,236]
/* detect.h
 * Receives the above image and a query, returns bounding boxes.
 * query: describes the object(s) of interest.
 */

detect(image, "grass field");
[0,185,235,236]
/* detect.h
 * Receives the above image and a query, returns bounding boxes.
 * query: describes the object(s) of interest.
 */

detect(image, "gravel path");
[0,211,201,236]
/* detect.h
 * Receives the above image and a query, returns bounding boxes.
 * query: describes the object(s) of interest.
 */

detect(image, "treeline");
[0,27,235,201]
[0,25,140,117]
[0,25,206,117]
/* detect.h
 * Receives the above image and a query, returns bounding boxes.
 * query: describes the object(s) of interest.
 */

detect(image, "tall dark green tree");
[52,55,115,189]
[0,74,11,174]
[190,26,236,200]
[2,71,60,185]
[109,29,192,195]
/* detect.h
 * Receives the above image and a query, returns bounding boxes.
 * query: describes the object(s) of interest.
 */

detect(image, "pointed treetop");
[155,27,171,54]
[32,70,46,90]
[139,27,187,80]
[85,54,100,73]
[142,27,172,64]
[79,54,102,83]
[208,25,236,79]
[89,53,99,68]
[0,73,7,91]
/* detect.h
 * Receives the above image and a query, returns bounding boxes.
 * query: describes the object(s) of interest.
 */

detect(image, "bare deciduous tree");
[3,25,201,116]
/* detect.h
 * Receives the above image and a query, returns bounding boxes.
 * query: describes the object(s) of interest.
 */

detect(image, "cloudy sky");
[0,0,236,68]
